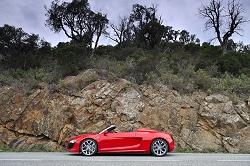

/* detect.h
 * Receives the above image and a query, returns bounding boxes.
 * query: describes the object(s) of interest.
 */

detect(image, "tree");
[198,0,249,54]
[108,16,132,46]
[129,4,165,48]
[0,24,47,69]
[139,17,166,48]
[179,30,191,44]
[45,0,108,48]
[227,39,237,51]
[0,24,28,58]
[162,26,179,43]
[92,12,109,49]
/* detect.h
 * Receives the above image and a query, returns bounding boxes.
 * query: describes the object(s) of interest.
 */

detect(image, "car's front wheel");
[151,139,168,157]
[80,139,97,156]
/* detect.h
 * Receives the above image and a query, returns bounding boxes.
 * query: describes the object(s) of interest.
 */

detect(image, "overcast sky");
[0,0,249,47]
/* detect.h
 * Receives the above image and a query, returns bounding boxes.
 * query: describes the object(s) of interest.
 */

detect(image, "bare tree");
[198,0,249,54]
[108,16,131,46]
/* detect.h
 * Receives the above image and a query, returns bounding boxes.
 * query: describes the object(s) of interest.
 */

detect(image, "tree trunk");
[221,36,229,54]
[221,42,228,54]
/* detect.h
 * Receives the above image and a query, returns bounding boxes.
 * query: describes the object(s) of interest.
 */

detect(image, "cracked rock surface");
[0,71,250,152]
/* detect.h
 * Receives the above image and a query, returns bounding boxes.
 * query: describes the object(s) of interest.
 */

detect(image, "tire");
[151,139,168,157]
[80,139,98,156]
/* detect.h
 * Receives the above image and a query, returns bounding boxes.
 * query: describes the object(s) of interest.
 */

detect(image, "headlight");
[69,140,76,143]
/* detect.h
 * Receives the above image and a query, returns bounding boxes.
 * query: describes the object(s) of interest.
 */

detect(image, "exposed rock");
[0,71,250,153]
[248,97,250,108]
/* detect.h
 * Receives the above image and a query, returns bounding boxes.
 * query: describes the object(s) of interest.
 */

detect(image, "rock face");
[0,71,250,152]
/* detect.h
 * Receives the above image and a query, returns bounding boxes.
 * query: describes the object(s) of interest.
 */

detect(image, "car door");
[98,132,136,152]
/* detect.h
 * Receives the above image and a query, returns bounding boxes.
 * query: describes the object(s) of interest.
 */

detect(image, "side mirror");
[103,130,108,135]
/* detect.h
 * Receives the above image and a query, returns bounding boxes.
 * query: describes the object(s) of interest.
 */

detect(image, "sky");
[0,0,249,47]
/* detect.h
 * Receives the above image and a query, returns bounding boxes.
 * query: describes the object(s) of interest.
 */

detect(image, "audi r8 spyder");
[66,125,175,157]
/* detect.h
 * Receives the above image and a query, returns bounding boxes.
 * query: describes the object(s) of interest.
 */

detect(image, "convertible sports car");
[66,125,175,157]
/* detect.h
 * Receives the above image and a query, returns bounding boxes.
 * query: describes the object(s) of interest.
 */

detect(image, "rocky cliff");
[0,71,250,152]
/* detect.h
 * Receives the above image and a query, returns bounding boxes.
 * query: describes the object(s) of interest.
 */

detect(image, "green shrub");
[0,68,47,92]
[58,79,77,94]
[55,42,92,75]
[193,69,212,91]
[58,79,68,90]
[184,43,200,55]
[219,51,250,75]
[174,146,192,153]
[210,72,250,101]
[35,143,52,152]
[122,83,133,92]
[0,144,62,152]
[79,72,98,83]
[88,56,127,82]
[238,149,250,154]
[175,146,227,153]
[0,145,9,152]
[145,71,158,84]
[77,71,99,89]
[0,74,14,85]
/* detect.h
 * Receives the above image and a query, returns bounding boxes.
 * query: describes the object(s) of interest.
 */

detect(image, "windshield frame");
[98,125,116,134]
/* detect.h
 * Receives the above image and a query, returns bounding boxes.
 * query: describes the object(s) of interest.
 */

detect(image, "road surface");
[0,152,250,166]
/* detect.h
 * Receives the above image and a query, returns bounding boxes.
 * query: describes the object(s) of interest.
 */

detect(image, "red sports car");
[66,125,175,157]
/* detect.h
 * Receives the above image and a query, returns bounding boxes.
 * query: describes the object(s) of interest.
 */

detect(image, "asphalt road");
[0,152,250,166]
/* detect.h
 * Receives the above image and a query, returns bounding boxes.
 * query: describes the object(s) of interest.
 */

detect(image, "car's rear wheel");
[80,139,97,156]
[151,139,168,157]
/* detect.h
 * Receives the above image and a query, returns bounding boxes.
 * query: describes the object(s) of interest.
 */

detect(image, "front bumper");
[66,140,80,153]
[67,142,75,149]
